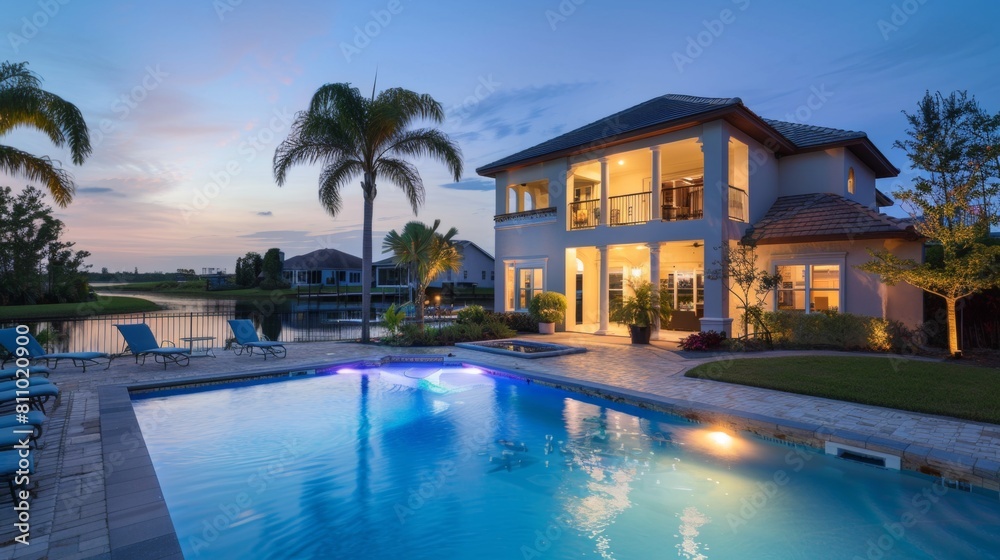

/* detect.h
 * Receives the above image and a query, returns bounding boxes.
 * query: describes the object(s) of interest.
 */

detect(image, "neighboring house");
[430,240,496,290]
[372,240,496,290]
[282,248,363,288]
[477,94,923,335]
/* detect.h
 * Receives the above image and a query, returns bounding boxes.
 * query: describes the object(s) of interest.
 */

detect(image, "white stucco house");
[476,94,923,336]
[373,240,495,290]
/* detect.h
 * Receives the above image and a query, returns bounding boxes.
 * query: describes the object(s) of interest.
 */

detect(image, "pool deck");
[1,333,998,559]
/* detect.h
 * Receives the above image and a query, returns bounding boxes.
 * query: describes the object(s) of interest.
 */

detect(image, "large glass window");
[609,271,624,311]
[776,264,840,312]
[517,268,543,310]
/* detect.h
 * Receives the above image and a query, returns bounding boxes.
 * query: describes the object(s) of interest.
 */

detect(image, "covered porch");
[564,241,729,338]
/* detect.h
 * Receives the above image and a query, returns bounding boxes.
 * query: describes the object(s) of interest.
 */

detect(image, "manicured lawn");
[685,356,1000,424]
[0,295,161,320]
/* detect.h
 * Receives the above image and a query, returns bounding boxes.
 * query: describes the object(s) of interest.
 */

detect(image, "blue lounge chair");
[0,449,33,502]
[0,383,60,414]
[0,328,111,372]
[227,319,286,359]
[114,324,190,369]
[0,366,50,381]
[0,412,46,438]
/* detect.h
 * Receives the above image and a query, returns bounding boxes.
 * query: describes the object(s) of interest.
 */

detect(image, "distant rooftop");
[477,93,897,178]
[283,248,362,270]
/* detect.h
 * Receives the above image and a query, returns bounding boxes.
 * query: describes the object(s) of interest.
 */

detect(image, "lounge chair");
[0,328,111,372]
[0,366,50,381]
[0,449,33,502]
[0,412,46,437]
[114,324,190,369]
[227,320,286,359]
[0,383,60,414]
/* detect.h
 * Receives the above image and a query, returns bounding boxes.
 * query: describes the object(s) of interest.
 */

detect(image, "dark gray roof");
[477,95,741,173]
[373,240,494,268]
[762,119,867,148]
[283,248,362,270]
[477,93,898,178]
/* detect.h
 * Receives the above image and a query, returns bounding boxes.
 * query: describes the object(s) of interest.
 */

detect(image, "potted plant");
[528,291,567,334]
[610,280,673,344]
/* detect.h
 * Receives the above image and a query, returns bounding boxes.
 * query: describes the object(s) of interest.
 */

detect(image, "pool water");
[132,364,1000,559]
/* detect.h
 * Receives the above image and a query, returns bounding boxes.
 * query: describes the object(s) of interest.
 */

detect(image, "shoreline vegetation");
[0,295,161,320]
[685,356,1000,424]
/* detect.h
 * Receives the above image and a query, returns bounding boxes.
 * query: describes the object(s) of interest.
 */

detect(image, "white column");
[650,146,661,222]
[596,245,609,334]
[699,123,733,335]
[599,158,609,227]
[648,243,662,340]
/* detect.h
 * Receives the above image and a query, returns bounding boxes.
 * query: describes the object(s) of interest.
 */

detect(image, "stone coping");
[101,354,1000,557]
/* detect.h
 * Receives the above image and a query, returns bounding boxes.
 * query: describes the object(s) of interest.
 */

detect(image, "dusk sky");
[3,0,999,273]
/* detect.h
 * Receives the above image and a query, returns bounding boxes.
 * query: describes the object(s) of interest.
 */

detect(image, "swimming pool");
[132,363,1000,559]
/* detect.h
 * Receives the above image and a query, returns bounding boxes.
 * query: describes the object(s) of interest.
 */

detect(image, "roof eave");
[755,229,923,245]
[790,138,899,178]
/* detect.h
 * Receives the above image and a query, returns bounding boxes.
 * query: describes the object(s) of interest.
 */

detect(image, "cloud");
[77,186,124,196]
[257,211,273,216]
[439,178,494,192]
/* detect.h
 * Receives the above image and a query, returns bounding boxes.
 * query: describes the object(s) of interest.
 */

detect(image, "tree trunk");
[416,285,425,327]
[946,297,961,358]
[360,177,375,343]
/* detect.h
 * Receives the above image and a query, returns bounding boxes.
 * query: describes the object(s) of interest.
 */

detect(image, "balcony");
[494,206,558,228]
[728,186,748,222]
[661,183,703,222]
[609,192,651,226]
[569,199,599,229]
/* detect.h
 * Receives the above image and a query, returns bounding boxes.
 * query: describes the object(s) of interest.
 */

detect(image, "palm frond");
[382,128,463,181]
[0,145,75,206]
[373,157,424,214]
[317,159,363,217]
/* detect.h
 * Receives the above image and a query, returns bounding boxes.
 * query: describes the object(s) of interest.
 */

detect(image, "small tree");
[235,251,263,288]
[382,219,462,327]
[260,248,287,290]
[706,235,782,343]
[859,91,1000,357]
[528,291,567,324]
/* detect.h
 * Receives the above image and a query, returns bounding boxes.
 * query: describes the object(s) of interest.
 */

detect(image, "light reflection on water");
[132,364,1000,560]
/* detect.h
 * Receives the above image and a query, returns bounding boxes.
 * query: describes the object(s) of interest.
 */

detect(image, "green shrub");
[481,316,516,339]
[528,292,567,323]
[761,310,912,352]
[456,305,488,325]
[381,303,406,336]
[492,311,537,332]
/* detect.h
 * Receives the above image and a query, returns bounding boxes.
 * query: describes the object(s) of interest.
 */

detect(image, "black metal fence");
[2,310,389,355]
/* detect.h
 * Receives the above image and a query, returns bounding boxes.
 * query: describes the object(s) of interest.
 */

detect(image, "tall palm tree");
[274,82,462,342]
[382,219,462,326]
[0,61,91,207]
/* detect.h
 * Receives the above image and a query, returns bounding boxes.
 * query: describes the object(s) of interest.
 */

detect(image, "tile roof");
[476,93,897,177]
[751,193,919,244]
[283,248,362,270]
[762,119,867,148]
[477,95,742,173]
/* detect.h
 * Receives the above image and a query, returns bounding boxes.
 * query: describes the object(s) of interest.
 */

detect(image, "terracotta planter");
[628,325,650,344]
[538,322,555,334]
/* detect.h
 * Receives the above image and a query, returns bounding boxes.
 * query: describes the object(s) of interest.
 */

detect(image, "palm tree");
[274,82,462,342]
[0,61,91,207]
[382,219,462,326]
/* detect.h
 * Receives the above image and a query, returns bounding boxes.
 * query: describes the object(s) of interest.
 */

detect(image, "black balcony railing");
[661,185,704,221]
[569,198,600,229]
[728,185,748,222]
[608,192,651,226]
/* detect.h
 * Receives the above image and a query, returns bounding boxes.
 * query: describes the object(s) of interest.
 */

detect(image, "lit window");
[847,167,855,195]
[776,264,840,312]
[517,268,543,310]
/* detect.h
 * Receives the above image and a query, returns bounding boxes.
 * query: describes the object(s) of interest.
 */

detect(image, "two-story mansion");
[477,94,923,336]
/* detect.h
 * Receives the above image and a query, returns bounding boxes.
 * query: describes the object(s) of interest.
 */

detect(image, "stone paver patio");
[1,333,998,559]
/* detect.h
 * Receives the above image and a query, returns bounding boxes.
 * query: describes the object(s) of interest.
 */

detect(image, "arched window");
[847,167,855,195]
[507,187,517,212]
